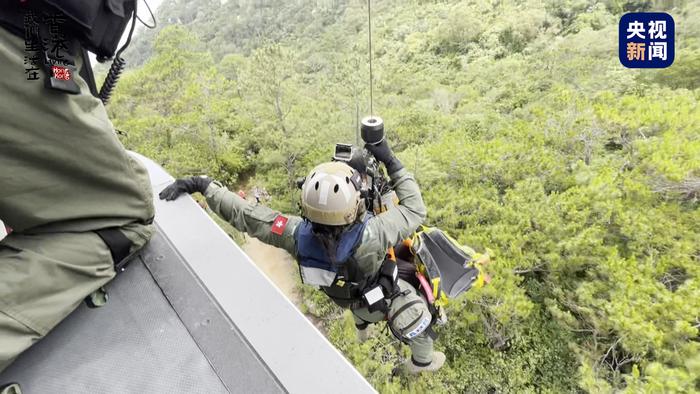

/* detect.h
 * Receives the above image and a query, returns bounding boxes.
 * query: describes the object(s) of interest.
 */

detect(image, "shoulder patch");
[271,215,289,235]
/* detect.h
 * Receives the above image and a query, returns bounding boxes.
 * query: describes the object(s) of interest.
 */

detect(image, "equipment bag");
[398,227,489,309]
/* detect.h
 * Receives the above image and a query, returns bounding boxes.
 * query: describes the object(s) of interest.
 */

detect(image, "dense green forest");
[108,0,699,392]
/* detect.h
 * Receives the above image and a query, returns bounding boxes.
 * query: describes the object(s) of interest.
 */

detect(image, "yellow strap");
[473,252,492,288]
[475,272,485,288]
[431,277,440,299]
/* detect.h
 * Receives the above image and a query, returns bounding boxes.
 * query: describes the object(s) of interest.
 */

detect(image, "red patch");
[51,65,71,81]
[271,215,288,235]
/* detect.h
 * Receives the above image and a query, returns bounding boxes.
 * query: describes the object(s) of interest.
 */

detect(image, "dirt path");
[241,236,301,304]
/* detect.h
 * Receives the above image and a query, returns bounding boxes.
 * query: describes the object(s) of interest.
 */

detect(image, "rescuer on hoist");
[160,119,447,374]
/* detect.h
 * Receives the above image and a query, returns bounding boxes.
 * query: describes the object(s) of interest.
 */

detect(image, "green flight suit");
[205,168,436,364]
[0,26,155,372]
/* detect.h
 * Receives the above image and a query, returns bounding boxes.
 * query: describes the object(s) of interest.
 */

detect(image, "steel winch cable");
[360,0,385,149]
[367,0,374,117]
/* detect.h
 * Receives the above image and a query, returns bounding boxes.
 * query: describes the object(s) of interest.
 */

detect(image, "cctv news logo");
[619,12,675,68]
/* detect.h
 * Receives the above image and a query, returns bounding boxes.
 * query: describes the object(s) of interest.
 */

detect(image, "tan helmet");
[301,162,363,226]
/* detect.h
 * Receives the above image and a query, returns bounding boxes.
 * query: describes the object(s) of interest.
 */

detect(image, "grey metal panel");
[141,227,285,393]
[136,154,376,394]
[0,255,230,394]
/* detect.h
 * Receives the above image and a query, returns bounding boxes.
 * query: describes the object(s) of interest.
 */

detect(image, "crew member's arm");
[159,176,300,255]
[363,168,426,251]
[354,140,427,273]
[205,182,301,254]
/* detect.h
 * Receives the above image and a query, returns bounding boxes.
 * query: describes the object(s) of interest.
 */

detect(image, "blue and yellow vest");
[294,215,373,308]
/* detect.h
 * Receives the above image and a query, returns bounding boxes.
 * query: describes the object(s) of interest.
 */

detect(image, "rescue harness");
[295,213,400,311]
[295,213,490,342]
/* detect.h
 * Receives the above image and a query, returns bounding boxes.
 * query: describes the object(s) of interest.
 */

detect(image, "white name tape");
[406,316,431,339]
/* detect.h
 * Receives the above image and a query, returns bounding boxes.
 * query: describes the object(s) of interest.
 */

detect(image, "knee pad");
[387,293,432,344]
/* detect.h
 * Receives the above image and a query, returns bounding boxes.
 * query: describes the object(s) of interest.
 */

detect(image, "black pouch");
[363,257,400,313]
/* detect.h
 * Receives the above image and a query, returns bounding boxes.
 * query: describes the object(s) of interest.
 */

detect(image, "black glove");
[159,176,213,201]
[365,139,403,175]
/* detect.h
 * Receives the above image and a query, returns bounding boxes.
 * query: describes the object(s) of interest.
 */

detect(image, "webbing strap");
[79,47,99,98]
[95,228,132,270]
[411,356,431,367]
[426,325,438,340]
[388,299,422,321]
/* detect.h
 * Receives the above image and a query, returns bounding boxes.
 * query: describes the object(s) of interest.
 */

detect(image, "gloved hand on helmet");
[364,139,403,175]
[159,176,213,201]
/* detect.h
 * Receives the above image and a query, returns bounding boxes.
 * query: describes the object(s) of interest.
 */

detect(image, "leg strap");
[410,357,431,367]
[426,325,438,340]
[95,228,132,270]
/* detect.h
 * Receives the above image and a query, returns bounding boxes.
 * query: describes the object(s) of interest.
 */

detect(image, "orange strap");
[387,246,396,262]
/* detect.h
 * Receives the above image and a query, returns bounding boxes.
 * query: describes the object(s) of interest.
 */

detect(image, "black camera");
[333,143,374,175]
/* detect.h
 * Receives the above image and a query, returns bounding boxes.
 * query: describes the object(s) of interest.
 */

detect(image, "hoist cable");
[367,0,374,117]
